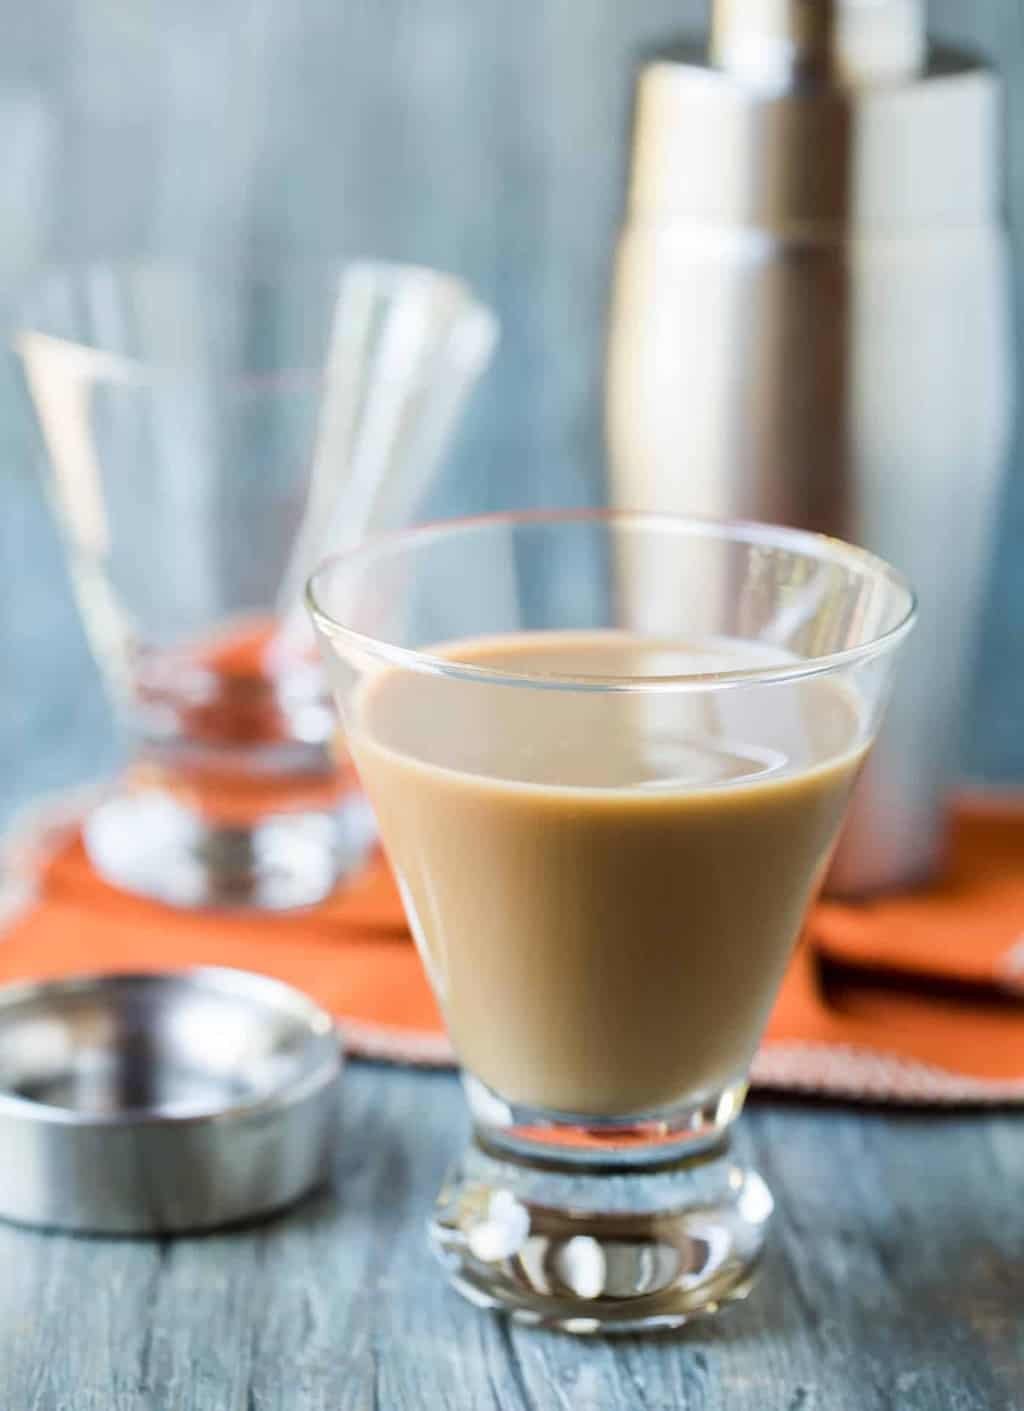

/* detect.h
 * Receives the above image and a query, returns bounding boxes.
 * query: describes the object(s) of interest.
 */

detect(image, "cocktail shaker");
[607,0,1013,892]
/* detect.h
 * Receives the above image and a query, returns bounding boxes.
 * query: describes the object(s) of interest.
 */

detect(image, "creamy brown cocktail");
[350,631,863,1116]
[308,511,914,1333]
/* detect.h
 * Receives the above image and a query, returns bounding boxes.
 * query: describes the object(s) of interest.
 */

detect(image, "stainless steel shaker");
[607,0,1013,893]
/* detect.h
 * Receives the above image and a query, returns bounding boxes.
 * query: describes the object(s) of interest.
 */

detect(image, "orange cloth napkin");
[1,788,1022,1101]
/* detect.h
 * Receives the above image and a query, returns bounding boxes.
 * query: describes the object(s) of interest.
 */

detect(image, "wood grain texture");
[1,2,1023,1406]
[0,1069,1021,1411]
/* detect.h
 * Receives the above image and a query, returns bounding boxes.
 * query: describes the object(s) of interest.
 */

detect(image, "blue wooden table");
[2,1065,1022,1411]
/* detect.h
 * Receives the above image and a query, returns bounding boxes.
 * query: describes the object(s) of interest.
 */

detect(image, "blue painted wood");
[0,1064,1021,1410]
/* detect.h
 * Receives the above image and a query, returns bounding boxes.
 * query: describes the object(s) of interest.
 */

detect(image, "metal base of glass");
[429,1078,772,1334]
[83,788,377,910]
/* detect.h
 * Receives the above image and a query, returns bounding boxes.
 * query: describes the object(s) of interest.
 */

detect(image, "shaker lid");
[627,0,1002,234]
[710,0,925,89]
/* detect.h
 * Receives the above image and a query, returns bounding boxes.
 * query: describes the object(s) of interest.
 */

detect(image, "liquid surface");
[351,631,865,1115]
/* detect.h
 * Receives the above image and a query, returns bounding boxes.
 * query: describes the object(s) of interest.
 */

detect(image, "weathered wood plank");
[1,1071,1020,1411]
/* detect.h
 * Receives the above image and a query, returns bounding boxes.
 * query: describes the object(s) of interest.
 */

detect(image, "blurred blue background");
[1,0,1021,817]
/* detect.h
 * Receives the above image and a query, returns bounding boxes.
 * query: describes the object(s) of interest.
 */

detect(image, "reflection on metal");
[608,0,1013,891]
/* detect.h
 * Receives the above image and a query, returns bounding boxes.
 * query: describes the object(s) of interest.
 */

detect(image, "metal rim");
[0,966,341,1130]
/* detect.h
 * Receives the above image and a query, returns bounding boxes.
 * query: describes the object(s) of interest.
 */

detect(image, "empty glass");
[17,261,495,909]
[309,510,915,1332]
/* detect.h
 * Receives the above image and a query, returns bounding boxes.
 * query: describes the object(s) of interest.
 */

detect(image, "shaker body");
[609,220,1012,890]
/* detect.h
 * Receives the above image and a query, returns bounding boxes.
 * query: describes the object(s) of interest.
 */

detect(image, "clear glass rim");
[13,255,488,365]
[306,508,918,694]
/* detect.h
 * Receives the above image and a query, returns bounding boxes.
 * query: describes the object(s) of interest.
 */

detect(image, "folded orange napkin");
[2,787,1022,1101]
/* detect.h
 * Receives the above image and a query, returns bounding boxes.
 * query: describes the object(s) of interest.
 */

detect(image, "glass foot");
[429,1139,772,1334]
[83,788,377,910]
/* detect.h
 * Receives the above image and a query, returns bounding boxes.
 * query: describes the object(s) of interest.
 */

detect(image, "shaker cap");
[628,0,1002,234]
[710,0,925,87]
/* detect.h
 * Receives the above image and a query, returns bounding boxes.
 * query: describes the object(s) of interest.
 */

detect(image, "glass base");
[430,1079,772,1334]
[83,788,376,910]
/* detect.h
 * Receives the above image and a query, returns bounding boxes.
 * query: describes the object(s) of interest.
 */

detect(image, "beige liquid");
[350,631,865,1115]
